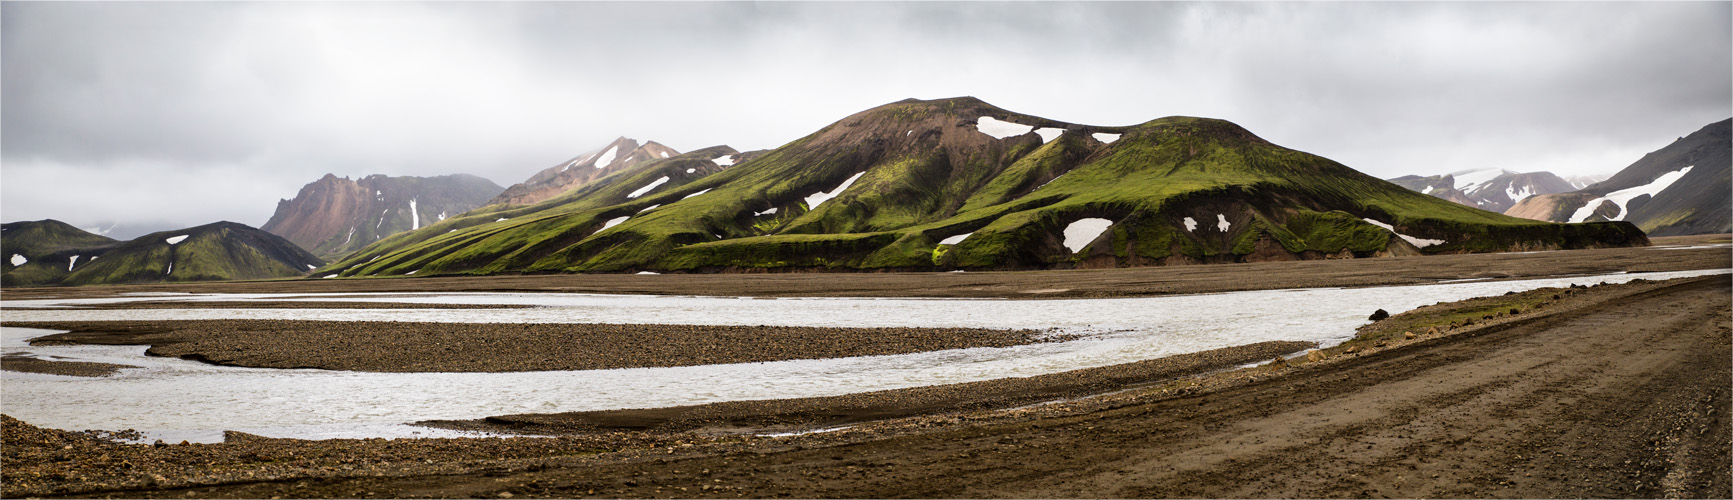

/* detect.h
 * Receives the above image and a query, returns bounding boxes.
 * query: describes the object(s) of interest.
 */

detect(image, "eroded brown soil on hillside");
[5,274,1726,498]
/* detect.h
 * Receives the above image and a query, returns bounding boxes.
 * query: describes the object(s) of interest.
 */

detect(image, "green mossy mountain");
[1,220,122,286]
[4,221,325,286]
[321,97,1647,277]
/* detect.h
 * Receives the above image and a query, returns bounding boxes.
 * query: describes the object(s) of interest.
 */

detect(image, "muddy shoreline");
[3,274,1726,498]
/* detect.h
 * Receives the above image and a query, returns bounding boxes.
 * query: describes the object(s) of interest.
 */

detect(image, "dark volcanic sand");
[7,321,1073,373]
[1,234,1726,301]
[2,275,1726,498]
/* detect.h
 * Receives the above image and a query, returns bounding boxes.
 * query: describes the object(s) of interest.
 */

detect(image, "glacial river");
[1,268,1724,442]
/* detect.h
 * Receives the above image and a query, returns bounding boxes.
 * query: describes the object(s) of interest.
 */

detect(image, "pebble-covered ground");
[0,354,136,377]
[8,321,1073,373]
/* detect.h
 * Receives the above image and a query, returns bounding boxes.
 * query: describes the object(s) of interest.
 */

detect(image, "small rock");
[153,439,167,448]
[1509,308,1520,315]
[499,492,514,499]
[1404,331,1415,340]
[1305,349,1326,362]
[1427,326,1440,335]
[1345,346,1360,354]
[1368,309,1390,321]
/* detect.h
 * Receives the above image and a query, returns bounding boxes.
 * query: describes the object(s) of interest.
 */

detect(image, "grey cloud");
[3,1,1728,231]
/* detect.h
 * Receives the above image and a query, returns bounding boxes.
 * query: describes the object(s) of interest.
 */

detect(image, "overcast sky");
[4,1,1729,236]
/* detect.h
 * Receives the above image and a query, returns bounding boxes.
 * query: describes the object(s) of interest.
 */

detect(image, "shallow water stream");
[1,269,1723,442]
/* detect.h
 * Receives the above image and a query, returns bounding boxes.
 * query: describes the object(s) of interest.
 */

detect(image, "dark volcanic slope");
[1508,118,1731,236]
[488,137,683,207]
[262,173,504,259]
[0,220,121,287]
[57,221,323,286]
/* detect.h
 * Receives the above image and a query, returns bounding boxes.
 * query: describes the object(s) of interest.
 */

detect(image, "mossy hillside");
[1,220,122,287]
[59,222,322,286]
[319,148,733,277]
[352,97,1092,274]
[323,97,1650,276]
[1,220,119,257]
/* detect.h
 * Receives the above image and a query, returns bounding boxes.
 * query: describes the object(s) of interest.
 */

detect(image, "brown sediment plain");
[1,234,1726,301]
[0,354,137,377]
[7,322,1070,373]
[3,274,1727,498]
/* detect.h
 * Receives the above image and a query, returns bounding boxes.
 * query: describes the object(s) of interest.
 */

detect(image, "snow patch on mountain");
[1034,128,1064,143]
[1092,132,1121,144]
[601,216,630,230]
[1453,169,1510,193]
[165,235,189,245]
[1363,218,1446,248]
[805,172,866,209]
[9,254,26,267]
[975,117,1034,139]
[1505,184,1535,204]
[938,233,972,245]
[1568,166,1694,223]
[627,176,671,199]
[593,145,618,169]
[1062,218,1113,253]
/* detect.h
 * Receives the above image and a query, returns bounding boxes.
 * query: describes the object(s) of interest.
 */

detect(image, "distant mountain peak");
[262,173,505,260]
[488,137,682,207]
[1507,118,1730,236]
